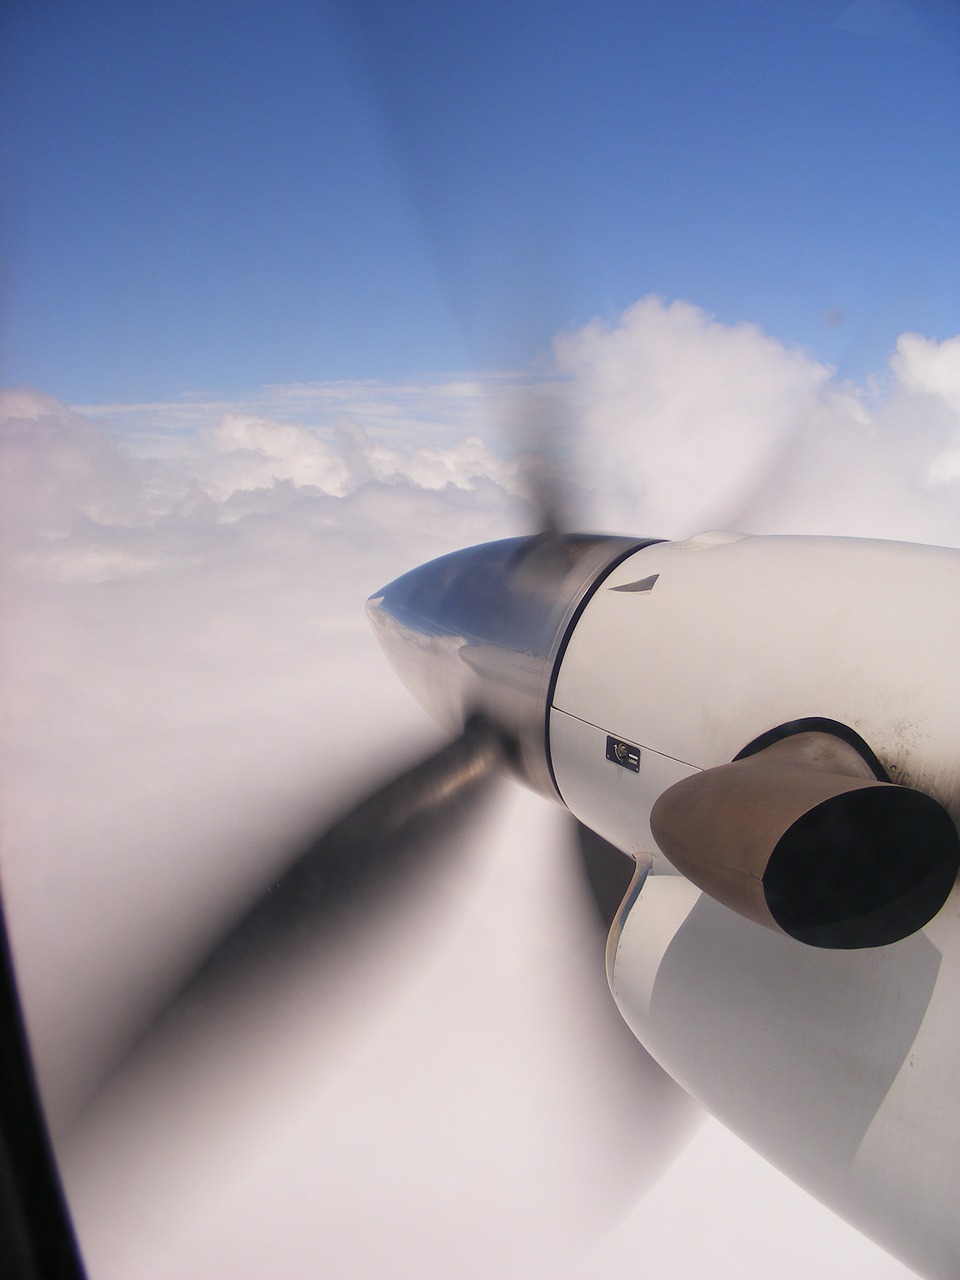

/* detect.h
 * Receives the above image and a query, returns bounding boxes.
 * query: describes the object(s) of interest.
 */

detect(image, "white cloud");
[893,332,960,416]
[0,387,153,540]
[1,386,524,1133]
[554,296,834,535]
[889,332,960,485]
[199,412,354,499]
[553,296,960,545]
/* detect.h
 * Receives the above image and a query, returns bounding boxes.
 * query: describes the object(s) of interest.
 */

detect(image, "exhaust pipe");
[650,732,960,949]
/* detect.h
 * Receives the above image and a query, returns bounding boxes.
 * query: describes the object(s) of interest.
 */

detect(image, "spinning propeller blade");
[87,715,504,1096]
[74,401,701,1245]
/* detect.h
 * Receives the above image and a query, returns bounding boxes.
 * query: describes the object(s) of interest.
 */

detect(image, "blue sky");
[2,0,958,403]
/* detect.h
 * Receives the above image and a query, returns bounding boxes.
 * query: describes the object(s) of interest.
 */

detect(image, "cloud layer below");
[3,295,952,1278]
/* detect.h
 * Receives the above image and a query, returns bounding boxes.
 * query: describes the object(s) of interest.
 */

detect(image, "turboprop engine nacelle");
[368,530,960,950]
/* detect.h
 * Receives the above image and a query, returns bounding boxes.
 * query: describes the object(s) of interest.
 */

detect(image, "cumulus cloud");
[555,296,835,535]
[892,332,960,484]
[0,388,153,540]
[555,296,960,545]
[3,297,953,1279]
[64,299,960,551]
[192,409,518,503]
[199,412,354,499]
[894,331,960,415]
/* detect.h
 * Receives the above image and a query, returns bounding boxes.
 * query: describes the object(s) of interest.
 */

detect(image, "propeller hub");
[367,534,652,797]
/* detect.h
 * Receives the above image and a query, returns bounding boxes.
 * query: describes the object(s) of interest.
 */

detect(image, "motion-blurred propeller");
[84,714,505,1102]
[74,393,701,1241]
